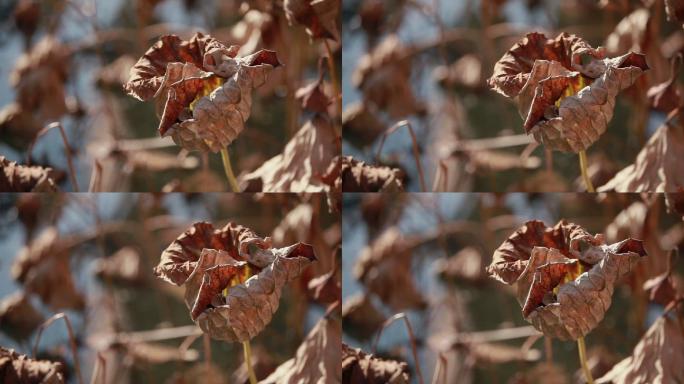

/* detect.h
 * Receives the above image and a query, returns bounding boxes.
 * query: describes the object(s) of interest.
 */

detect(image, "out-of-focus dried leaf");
[342,101,385,148]
[0,102,43,148]
[117,341,198,365]
[261,316,341,383]
[284,0,339,40]
[509,362,568,384]
[10,36,70,124]
[295,77,331,114]
[597,315,684,383]
[434,246,487,284]
[643,270,677,306]
[353,35,424,118]
[166,362,226,384]
[12,228,85,311]
[341,343,409,384]
[487,220,646,340]
[647,55,682,113]
[665,192,684,219]
[342,293,385,341]
[95,247,144,284]
[124,33,280,152]
[241,115,339,192]
[488,32,648,152]
[433,54,484,90]
[598,110,684,192]
[13,0,40,45]
[354,228,426,310]
[511,170,568,192]
[0,292,44,342]
[16,193,41,240]
[0,347,65,384]
[96,55,136,88]
[156,222,316,341]
[308,268,341,304]
[665,0,684,28]
[325,156,405,192]
[0,156,58,192]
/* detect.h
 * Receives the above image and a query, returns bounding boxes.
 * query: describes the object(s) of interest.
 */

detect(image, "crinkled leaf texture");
[342,343,410,384]
[487,220,646,340]
[488,32,648,152]
[324,156,405,192]
[124,32,280,152]
[597,315,684,384]
[261,316,342,383]
[598,110,684,192]
[1,156,57,192]
[156,222,316,342]
[0,347,65,384]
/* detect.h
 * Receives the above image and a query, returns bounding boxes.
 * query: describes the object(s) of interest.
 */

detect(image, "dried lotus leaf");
[0,347,65,384]
[342,343,410,384]
[0,156,58,192]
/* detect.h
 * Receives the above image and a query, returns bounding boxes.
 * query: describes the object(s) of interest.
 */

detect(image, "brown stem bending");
[27,122,79,192]
[33,313,84,384]
[373,313,425,384]
[375,120,427,192]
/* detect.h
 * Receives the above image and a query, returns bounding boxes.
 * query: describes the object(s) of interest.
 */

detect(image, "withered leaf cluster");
[124,32,281,152]
[342,343,410,384]
[488,32,648,152]
[487,220,647,340]
[0,347,65,384]
[155,222,316,342]
[1,156,58,192]
[324,156,405,193]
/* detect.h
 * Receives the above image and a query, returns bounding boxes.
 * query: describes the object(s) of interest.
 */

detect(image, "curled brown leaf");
[156,222,316,342]
[488,32,648,152]
[0,292,44,342]
[124,32,281,152]
[487,220,646,340]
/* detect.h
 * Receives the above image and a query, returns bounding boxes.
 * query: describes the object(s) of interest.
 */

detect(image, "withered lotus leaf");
[156,222,316,342]
[341,293,385,341]
[342,343,410,384]
[487,220,646,340]
[597,315,684,383]
[488,32,648,152]
[261,316,342,383]
[354,228,426,311]
[0,347,65,384]
[1,156,57,192]
[284,0,339,41]
[124,32,281,152]
[598,110,684,192]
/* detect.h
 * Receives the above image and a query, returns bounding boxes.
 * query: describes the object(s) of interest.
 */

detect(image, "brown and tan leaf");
[354,227,426,310]
[665,0,684,28]
[433,54,484,90]
[341,293,385,341]
[0,347,65,384]
[95,247,145,284]
[0,292,44,342]
[647,54,682,113]
[157,222,316,342]
[0,156,58,192]
[124,33,281,152]
[12,228,85,311]
[598,109,684,192]
[261,316,341,383]
[295,77,331,114]
[241,115,340,192]
[488,32,648,152]
[596,315,684,383]
[488,220,647,340]
[324,155,405,193]
[341,343,410,384]
[307,268,341,304]
[434,246,488,284]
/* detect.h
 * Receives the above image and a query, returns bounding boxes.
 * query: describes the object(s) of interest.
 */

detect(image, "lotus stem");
[220,147,240,192]
[577,336,594,384]
[578,150,594,192]
[243,340,257,384]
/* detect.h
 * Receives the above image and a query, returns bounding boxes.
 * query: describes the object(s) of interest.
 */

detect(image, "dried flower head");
[155,222,316,342]
[124,32,281,153]
[488,32,648,152]
[487,220,647,340]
